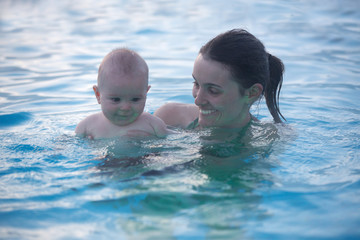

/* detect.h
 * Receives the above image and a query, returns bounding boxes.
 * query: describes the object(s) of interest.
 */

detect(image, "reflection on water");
[1,0,360,239]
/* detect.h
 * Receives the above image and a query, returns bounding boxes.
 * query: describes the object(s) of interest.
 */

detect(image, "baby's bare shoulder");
[81,112,104,124]
[75,112,104,135]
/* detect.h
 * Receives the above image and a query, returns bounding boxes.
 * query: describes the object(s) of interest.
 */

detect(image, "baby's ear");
[93,85,101,104]
[147,85,151,92]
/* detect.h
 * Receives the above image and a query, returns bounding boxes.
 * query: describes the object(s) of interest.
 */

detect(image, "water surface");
[1,0,360,239]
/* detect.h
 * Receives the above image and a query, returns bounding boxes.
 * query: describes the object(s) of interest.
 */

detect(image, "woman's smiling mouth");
[200,109,217,115]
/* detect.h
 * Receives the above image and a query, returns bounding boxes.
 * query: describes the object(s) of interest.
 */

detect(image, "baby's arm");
[150,114,176,137]
[75,115,95,139]
[75,118,87,137]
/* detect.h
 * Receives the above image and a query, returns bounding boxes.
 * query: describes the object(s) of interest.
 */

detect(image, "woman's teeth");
[200,109,216,115]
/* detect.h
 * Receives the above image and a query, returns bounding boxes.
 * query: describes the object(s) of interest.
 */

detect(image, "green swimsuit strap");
[186,118,199,130]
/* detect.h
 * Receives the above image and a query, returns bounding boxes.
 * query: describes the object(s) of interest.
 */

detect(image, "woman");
[154,29,285,130]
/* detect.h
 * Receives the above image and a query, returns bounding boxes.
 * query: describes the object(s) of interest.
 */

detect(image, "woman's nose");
[194,88,206,106]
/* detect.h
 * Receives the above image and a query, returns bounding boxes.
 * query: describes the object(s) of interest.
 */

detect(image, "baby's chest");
[93,123,154,139]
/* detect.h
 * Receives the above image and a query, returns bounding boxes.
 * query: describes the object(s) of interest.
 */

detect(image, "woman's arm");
[154,102,199,129]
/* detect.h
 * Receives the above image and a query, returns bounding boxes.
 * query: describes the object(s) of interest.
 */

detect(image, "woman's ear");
[248,83,263,103]
[93,85,101,104]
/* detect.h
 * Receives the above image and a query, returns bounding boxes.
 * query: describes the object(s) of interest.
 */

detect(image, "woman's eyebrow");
[207,83,222,88]
[192,74,221,87]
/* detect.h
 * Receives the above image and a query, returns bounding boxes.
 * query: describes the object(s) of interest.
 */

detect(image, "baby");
[75,48,169,139]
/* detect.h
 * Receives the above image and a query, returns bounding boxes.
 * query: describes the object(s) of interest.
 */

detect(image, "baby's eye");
[131,97,142,102]
[111,97,121,102]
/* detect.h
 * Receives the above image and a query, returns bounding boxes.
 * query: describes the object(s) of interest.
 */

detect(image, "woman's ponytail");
[265,53,286,123]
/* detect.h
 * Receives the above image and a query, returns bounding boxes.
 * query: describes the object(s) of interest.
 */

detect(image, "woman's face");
[192,54,250,128]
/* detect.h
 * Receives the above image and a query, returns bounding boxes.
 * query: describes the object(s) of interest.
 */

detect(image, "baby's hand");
[86,134,94,140]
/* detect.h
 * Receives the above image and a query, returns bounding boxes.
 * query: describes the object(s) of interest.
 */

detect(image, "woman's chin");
[198,118,216,128]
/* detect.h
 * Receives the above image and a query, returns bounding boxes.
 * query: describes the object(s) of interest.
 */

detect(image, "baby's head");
[94,48,150,126]
[97,48,149,89]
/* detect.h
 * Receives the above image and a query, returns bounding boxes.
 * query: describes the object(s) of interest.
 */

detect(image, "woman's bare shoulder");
[154,102,199,128]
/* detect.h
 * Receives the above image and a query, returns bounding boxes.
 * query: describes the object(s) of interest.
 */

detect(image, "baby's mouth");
[117,111,132,116]
[117,114,132,119]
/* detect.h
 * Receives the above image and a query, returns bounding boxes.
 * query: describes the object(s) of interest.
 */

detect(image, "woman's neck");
[198,112,253,132]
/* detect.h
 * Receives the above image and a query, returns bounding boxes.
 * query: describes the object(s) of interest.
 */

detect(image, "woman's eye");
[193,81,199,88]
[208,87,221,95]
[111,98,121,102]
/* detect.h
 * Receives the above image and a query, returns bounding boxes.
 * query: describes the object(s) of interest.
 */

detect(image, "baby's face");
[98,69,149,126]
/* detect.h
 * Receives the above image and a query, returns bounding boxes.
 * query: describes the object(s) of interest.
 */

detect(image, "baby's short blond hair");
[97,48,148,88]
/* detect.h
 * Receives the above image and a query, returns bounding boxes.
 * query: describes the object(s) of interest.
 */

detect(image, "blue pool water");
[1,0,360,239]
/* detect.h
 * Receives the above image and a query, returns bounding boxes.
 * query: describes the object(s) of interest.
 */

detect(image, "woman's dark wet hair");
[199,29,285,123]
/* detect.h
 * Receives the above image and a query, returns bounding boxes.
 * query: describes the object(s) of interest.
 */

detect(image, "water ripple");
[0,112,32,129]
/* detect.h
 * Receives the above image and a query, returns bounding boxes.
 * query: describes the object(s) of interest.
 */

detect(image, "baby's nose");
[119,101,131,110]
